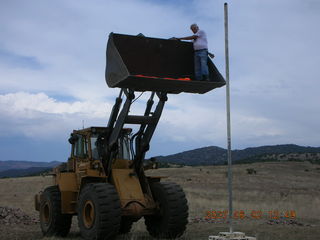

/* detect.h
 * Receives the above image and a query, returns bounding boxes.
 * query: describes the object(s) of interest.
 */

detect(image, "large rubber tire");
[78,183,121,240]
[39,185,72,237]
[119,217,134,234]
[145,182,189,239]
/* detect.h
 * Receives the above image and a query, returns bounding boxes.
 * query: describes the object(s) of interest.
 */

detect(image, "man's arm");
[174,35,198,40]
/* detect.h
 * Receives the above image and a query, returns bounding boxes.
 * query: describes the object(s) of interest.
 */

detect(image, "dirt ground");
[0,161,319,240]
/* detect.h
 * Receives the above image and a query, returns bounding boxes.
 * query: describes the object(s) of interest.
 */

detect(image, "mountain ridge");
[1,144,320,177]
[154,144,320,166]
[0,160,60,172]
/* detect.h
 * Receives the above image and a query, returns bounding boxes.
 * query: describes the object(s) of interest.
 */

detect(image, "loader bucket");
[105,33,226,94]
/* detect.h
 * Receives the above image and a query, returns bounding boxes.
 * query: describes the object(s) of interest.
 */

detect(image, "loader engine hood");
[105,33,226,94]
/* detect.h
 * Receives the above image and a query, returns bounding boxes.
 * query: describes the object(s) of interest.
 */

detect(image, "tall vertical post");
[224,2,233,233]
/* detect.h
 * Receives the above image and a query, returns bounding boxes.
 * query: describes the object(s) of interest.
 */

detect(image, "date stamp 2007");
[205,210,297,220]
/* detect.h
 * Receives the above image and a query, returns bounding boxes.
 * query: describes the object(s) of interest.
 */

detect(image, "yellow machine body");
[35,127,160,217]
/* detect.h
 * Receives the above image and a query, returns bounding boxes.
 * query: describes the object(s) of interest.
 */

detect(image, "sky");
[0,0,319,162]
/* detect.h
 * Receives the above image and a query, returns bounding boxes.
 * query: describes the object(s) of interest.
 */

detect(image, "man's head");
[190,23,199,34]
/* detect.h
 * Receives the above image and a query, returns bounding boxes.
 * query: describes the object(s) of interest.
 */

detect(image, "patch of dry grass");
[0,161,320,239]
[148,161,320,222]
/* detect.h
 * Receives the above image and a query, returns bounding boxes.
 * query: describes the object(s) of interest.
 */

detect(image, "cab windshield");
[90,133,131,160]
[118,134,131,160]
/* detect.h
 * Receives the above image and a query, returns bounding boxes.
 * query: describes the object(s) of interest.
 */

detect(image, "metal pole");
[224,2,233,233]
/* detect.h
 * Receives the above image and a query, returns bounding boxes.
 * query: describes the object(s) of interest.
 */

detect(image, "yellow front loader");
[34,33,225,240]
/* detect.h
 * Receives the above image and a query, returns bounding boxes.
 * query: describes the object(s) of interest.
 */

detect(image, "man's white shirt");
[193,29,208,50]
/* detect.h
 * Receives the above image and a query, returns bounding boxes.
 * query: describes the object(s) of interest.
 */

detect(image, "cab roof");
[72,126,132,135]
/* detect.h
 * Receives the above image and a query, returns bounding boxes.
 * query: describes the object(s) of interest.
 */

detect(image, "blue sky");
[0,0,319,162]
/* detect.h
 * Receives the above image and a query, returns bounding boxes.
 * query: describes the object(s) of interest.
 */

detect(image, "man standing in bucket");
[176,24,212,81]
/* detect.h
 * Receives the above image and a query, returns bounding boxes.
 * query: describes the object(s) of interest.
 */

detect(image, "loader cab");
[69,127,132,162]
[89,129,131,161]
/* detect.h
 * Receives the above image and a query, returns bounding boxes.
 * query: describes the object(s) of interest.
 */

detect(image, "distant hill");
[1,144,320,177]
[155,144,320,166]
[0,167,53,178]
[0,161,61,178]
[0,160,60,172]
[155,146,227,166]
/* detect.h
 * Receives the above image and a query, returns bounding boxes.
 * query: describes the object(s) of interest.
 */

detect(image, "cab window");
[117,135,131,160]
[90,134,100,160]
[74,135,88,158]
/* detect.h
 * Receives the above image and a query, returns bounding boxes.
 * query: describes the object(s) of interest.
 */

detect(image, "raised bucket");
[105,33,225,94]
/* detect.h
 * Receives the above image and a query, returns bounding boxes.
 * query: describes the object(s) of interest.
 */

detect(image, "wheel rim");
[42,202,51,224]
[83,200,95,228]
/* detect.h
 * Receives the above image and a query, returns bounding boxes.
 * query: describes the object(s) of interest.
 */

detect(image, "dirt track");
[0,219,319,240]
[0,161,320,240]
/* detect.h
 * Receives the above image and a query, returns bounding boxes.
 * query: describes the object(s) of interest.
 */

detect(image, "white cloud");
[0,92,109,116]
[0,92,111,139]
[0,0,196,101]
[0,0,319,159]
[0,91,278,146]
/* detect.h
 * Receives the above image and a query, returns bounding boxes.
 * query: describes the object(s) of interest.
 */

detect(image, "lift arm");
[103,88,167,181]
